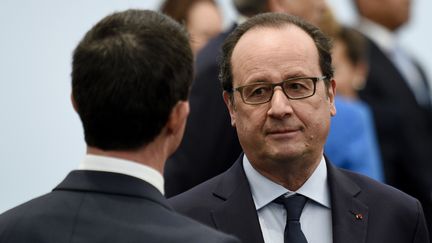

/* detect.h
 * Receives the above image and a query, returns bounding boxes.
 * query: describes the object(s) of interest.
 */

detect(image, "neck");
[86,137,169,174]
[250,153,322,191]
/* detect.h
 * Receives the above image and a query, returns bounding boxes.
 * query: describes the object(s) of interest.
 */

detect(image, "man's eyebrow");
[243,79,270,85]
[282,72,308,80]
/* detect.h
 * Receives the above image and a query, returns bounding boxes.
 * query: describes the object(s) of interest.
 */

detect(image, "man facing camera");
[170,13,429,243]
[0,9,239,243]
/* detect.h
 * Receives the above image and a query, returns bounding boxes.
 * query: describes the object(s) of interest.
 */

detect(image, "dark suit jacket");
[164,24,242,197]
[170,156,430,243]
[358,37,432,229]
[0,170,240,243]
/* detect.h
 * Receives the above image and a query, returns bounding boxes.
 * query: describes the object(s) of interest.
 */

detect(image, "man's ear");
[328,79,337,117]
[166,101,190,135]
[223,91,236,127]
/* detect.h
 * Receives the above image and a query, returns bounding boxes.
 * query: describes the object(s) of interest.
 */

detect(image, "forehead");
[231,25,320,84]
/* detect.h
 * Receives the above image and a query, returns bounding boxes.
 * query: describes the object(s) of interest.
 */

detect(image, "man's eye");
[250,86,270,96]
[287,82,305,90]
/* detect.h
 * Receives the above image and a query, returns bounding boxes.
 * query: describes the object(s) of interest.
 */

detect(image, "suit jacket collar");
[327,161,369,243]
[54,170,171,210]
[211,155,369,243]
[211,156,265,243]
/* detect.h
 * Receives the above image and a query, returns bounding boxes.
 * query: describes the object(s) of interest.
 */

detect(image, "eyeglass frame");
[231,76,328,105]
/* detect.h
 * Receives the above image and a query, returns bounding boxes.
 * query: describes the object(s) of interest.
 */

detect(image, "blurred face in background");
[332,39,366,99]
[187,1,223,55]
[356,0,411,31]
[271,0,327,26]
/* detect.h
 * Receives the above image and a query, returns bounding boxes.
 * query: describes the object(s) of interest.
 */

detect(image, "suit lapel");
[327,161,369,243]
[210,156,265,243]
[54,170,171,210]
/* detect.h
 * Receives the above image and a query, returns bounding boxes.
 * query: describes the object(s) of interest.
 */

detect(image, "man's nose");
[267,87,294,119]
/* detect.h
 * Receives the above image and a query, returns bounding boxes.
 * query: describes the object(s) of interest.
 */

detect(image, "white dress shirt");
[243,155,332,243]
[78,154,165,194]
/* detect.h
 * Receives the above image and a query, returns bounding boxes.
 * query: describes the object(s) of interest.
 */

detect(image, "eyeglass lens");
[241,78,315,104]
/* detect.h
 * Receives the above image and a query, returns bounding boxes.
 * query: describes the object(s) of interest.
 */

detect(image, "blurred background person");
[354,0,432,232]
[164,0,328,197]
[160,0,223,55]
[331,27,368,99]
[325,23,384,181]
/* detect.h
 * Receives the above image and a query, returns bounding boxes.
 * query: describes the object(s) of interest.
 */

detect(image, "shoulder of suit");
[171,211,240,242]
[339,168,420,206]
[169,173,224,209]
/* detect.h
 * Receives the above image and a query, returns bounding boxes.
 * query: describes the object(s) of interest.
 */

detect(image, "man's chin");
[266,148,304,163]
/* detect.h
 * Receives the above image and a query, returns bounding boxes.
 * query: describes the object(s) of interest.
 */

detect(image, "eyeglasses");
[233,76,327,105]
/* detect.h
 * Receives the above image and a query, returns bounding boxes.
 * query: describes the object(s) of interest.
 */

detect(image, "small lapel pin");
[350,211,363,220]
[355,213,363,220]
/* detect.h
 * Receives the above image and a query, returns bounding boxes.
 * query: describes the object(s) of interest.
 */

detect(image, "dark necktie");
[274,194,308,243]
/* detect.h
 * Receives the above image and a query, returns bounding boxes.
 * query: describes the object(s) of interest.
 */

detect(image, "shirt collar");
[243,155,330,210]
[357,17,396,54]
[78,154,164,195]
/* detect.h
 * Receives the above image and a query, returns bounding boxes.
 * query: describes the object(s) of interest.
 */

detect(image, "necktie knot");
[274,194,308,221]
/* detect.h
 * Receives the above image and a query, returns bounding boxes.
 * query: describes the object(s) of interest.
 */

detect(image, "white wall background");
[1,0,431,213]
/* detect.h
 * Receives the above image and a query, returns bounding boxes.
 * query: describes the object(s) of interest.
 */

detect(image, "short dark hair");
[72,9,193,150]
[219,12,333,94]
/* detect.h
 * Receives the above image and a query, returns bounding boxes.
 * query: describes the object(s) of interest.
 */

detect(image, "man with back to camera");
[0,9,240,243]
[170,12,430,243]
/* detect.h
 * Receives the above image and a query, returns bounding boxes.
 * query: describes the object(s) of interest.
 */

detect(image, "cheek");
[236,107,266,134]
[298,96,332,133]
[315,102,333,137]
